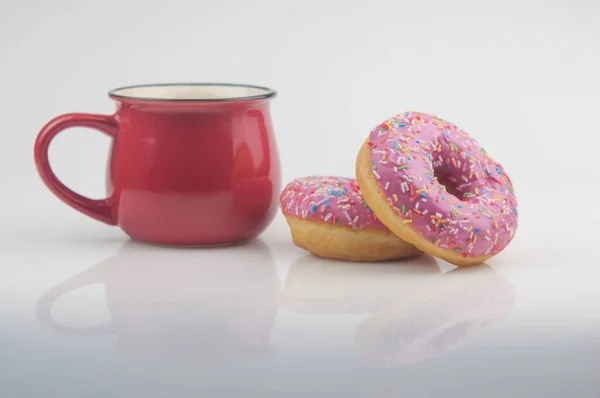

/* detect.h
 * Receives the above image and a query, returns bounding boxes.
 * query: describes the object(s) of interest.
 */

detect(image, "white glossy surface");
[2,0,600,396]
[0,215,598,397]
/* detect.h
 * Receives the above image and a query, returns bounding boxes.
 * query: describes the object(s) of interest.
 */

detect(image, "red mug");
[34,83,281,246]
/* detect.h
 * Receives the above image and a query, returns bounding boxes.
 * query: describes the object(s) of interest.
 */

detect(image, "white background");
[1,0,598,244]
[1,0,599,397]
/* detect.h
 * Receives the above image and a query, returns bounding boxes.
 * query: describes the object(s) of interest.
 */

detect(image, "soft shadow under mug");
[34,83,281,246]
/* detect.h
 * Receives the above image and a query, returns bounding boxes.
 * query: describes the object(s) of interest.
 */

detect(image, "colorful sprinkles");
[366,111,518,257]
[279,176,388,231]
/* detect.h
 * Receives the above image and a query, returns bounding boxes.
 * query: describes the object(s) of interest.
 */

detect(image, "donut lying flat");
[279,176,421,261]
[356,112,518,266]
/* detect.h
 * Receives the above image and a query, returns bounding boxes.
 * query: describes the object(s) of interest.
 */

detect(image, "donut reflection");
[282,256,514,367]
[35,240,280,363]
[283,255,442,314]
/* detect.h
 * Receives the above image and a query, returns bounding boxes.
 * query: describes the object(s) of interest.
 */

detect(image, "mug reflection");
[283,256,514,367]
[35,240,280,363]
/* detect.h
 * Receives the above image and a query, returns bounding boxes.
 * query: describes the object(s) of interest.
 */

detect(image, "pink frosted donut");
[356,112,518,266]
[279,176,421,261]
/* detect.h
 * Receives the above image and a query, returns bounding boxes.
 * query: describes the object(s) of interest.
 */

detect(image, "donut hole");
[433,167,463,199]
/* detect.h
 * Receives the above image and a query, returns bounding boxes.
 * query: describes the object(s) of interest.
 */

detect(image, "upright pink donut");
[356,111,518,266]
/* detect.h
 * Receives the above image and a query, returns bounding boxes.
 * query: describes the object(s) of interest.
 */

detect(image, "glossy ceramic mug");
[34,83,281,246]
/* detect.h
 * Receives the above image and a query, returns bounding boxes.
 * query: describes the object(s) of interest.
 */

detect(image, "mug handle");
[35,265,114,336]
[34,113,118,225]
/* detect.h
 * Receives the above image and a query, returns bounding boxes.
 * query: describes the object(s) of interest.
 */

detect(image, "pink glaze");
[279,176,388,231]
[367,111,518,258]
